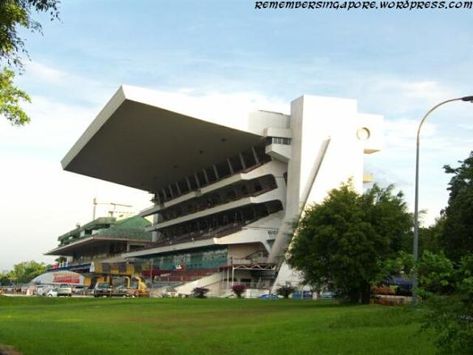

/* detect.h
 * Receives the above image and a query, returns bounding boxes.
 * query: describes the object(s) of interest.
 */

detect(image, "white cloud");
[26,62,69,84]
[354,77,459,117]
[368,100,473,227]
[0,66,152,270]
[18,61,116,107]
[0,95,96,158]
[0,156,150,270]
[400,80,457,102]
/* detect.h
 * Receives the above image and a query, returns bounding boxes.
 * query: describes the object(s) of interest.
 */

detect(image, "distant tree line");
[0,260,47,285]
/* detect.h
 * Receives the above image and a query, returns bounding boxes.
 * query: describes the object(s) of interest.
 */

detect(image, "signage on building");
[32,271,85,285]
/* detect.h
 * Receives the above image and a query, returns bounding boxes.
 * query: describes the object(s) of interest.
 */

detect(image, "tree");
[420,254,473,354]
[1,0,60,67]
[0,272,11,286]
[440,151,473,261]
[0,68,30,124]
[192,287,209,298]
[287,183,412,304]
[231,284,246,298]
[376,250,414,282]
[413,152,473,353]
[0,0,60,125]
[419,215,445,254]
[276,285,295,299]
[7,260,47,284]
[417,251,455,296]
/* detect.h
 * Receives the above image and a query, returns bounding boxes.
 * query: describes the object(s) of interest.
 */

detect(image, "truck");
[92,276,149,298]
[126,276,149,297]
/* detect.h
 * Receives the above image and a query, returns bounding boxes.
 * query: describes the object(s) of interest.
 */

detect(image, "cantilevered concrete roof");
[61,86,264,192]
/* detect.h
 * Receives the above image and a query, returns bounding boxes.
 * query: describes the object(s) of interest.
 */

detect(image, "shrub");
[420,254,473,354]
[418,251,455,297]
[231,284,246,298]
[276,285,296,299]
[192,287,209,298]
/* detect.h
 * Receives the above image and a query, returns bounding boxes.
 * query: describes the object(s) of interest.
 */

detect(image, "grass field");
[0,297,435,355]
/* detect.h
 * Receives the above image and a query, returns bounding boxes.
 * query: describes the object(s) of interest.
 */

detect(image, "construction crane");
[92,198,133,220]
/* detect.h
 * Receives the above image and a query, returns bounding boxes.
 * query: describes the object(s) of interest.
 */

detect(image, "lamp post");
[412,95,473,305]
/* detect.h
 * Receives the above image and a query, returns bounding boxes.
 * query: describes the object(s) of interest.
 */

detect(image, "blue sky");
[1,0,473,270]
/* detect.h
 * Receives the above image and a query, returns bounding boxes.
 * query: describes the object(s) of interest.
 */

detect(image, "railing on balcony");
[158,175,277,223]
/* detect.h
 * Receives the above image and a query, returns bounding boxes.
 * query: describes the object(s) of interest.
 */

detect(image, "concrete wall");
[227,243,265,260]
[269,95,383,288]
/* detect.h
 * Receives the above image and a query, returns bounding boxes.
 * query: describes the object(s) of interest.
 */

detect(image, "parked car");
[47,288,58,297]
[112,285,130,297]
[36,285,50,296]
[93,283,132,298]
[47,285,72,297]
[386,276,413,296]
[93,283,113,297]
[319,291,335,299]
[292,291,313,299]
[258,293,279,300]
[72,285,86,295]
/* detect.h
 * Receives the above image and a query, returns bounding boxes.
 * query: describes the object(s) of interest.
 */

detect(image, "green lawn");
[0,297,435,355]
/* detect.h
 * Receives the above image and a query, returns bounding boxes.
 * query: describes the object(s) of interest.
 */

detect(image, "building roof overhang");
[45,236,151,256]
[61,85,264,193]
[58,217,116,242]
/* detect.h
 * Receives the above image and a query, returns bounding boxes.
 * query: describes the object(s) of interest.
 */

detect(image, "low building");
[45,215,153,286]
[60,86,383,296]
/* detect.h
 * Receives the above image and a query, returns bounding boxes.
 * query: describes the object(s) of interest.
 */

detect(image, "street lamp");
[412,95,473,305]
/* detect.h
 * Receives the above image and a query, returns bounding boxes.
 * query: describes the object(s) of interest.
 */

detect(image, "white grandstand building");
[61,86,383,296]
